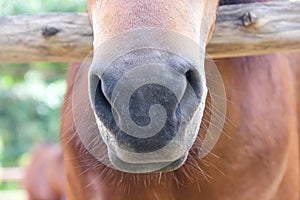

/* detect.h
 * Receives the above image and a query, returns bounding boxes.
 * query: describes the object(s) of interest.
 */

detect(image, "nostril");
[185,70,203,99]
[93,78,113,122]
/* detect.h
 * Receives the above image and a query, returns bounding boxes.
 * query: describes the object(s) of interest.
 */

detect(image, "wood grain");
[0,1,300,62]
[0,13,93,63]
[209,1,300,58]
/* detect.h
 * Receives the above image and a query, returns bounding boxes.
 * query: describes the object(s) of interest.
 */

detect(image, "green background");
[0,0,86,190]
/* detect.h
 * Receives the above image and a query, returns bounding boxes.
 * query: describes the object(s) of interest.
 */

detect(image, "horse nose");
[89,49,203,154]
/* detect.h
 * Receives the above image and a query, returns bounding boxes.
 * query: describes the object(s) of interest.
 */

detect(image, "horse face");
[85,0,219,173]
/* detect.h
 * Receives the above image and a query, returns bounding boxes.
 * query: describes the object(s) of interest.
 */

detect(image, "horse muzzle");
[88,28,207,173]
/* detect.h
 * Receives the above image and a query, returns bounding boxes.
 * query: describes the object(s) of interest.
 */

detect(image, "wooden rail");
[209,1,300,58]
[0,190,27,200]
[0,168,27,200]
[0,1,300,62]
[0,167,24,182]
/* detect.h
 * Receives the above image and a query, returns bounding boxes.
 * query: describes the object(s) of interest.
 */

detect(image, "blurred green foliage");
[0,0,86,176]
[0,64,67,167]
[0,0,85,15]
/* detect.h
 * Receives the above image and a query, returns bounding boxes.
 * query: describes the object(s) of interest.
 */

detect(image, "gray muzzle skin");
[88,28,208,173]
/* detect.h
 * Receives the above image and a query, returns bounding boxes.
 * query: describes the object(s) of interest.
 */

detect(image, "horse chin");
[107,149,189,173]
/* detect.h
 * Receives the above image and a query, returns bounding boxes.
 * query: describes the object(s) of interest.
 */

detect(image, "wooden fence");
[0,168,27,200]
[0,1,300,63]
[0,167,24,182]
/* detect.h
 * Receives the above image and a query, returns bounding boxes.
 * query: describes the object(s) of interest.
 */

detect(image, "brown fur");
[23,144,65,200]
[61,0,300,199]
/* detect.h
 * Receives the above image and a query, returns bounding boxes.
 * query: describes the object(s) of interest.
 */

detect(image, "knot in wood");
[241,11,258,27]
[42,26,60,37]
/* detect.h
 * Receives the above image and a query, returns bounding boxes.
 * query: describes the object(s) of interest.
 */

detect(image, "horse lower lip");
[108,151,188,173]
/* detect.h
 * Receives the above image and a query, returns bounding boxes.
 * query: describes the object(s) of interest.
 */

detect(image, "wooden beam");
[209,1,300,58]
[0,1,300,63]
[0,167,24,182]
[0,13,93,63]
[0,190,27,200]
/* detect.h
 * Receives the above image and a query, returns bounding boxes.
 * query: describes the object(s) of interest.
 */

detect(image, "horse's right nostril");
[93,78,114,125]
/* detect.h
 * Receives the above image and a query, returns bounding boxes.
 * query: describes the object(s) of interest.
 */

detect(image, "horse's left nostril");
[185,69,203,99]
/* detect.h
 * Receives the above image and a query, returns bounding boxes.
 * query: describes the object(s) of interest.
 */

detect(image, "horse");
[23,143,65,200]
[61,0,300,199]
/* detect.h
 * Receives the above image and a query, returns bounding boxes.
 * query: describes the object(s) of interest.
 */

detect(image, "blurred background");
[0,0,86,199]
